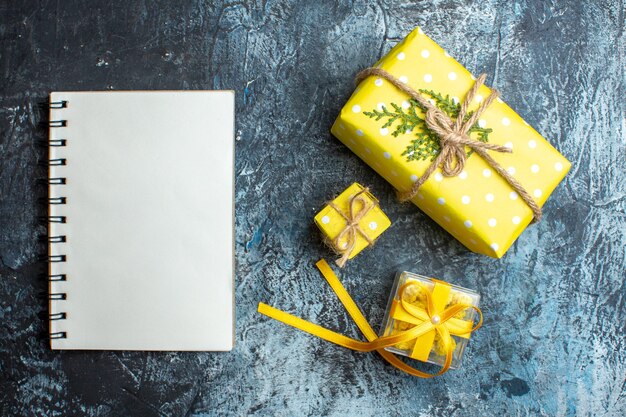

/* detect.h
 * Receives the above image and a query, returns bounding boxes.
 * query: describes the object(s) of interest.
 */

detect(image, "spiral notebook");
[46,91,235,351]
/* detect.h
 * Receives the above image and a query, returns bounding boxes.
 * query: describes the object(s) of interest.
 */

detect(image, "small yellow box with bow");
[331,26,570,257]
[380,271,481,369]
[314,183,391,267]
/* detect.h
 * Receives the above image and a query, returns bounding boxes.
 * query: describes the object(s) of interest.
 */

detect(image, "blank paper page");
[48,91,234,351]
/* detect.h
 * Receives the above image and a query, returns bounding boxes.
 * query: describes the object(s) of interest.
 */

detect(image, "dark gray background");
[1,1,624,416]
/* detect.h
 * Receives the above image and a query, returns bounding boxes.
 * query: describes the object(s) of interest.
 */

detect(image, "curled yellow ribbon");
[258,259,483,378]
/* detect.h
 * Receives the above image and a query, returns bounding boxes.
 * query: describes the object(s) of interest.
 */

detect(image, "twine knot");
[425,108,469,176]
[328,188,376,267]
[354,68,542,222]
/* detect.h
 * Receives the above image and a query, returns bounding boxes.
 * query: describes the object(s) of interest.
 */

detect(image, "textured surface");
[0,1,624,416]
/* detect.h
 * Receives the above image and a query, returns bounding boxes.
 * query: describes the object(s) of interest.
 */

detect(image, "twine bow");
[328,188,375,267]
[258,259,483,378]
[355,68,542,222]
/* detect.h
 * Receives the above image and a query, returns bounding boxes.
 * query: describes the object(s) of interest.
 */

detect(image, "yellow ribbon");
[258,259,483,378]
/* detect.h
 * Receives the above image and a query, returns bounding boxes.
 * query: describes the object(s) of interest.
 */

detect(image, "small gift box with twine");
[331,26,570,258]
[258,259,483,378]
[380,271,480,369]
[314,183,391,267]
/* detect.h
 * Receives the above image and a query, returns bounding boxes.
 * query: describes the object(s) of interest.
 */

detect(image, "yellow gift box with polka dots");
[315,183,391,262]
[330,27,570,258]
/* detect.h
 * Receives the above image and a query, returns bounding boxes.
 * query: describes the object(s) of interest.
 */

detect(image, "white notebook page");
[48,91,234,350]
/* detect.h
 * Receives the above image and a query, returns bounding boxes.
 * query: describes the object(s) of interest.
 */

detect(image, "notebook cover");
[47,91,234,351]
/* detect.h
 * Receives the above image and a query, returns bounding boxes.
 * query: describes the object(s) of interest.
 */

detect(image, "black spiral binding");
[39,177,66,185]
[42,215,66,224]
[40,158,66,167]
[37,139,67,147]
[49,100,67,109]
[46,100,68,340]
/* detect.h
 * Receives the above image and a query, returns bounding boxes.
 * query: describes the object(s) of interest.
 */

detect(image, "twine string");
[328,188,375,267]
[354,68,542,222]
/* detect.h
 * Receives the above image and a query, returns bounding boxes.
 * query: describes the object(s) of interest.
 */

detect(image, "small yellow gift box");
[380,271,480,369]
[314,183,391,267]
[331,26,571,257]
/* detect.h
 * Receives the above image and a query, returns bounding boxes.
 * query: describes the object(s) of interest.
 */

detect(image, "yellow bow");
[388,280,481,363]
[258,259,483,378]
